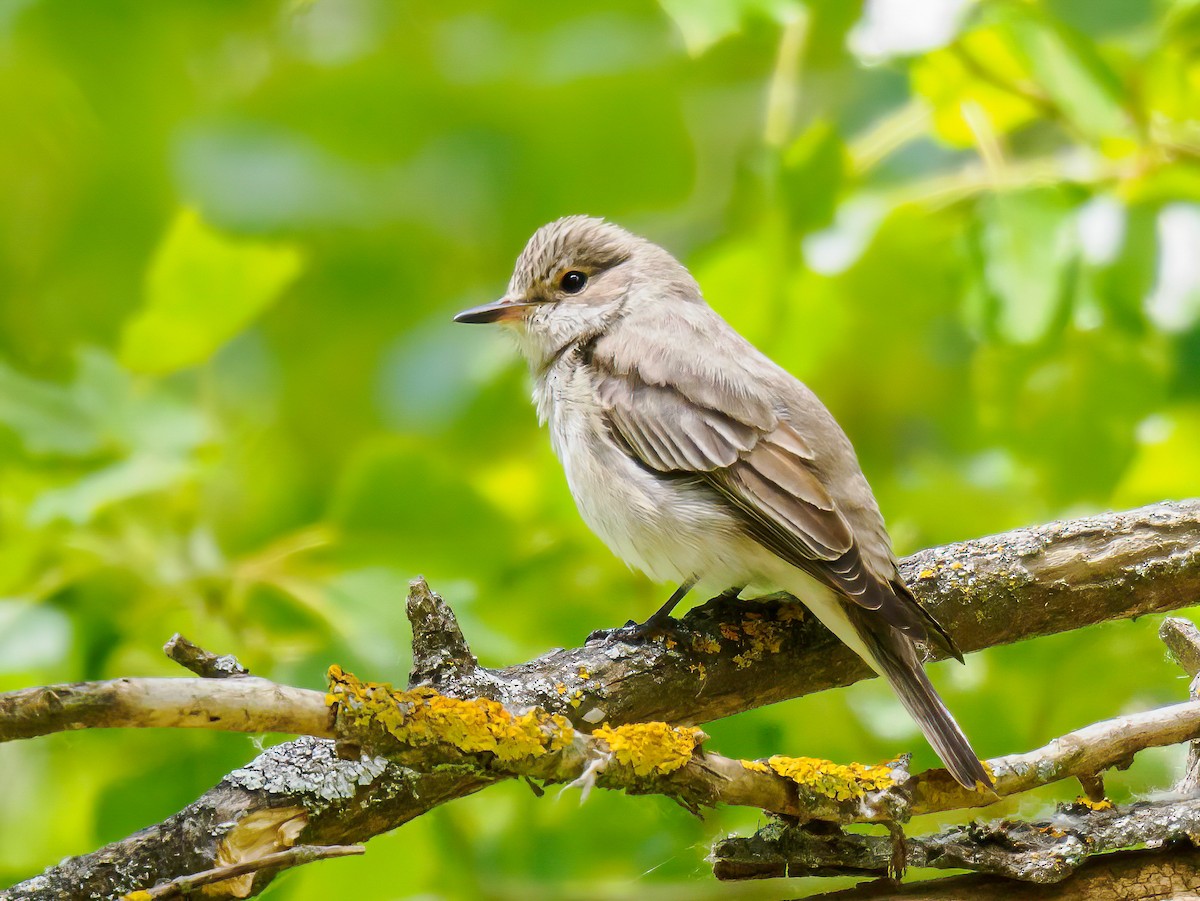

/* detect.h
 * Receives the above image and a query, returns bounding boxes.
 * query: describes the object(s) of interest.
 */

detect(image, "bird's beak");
[453,297,535,324]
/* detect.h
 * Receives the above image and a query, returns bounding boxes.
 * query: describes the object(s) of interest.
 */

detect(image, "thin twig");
[0,677,332,742]
[163,633,249,679]
[122,844,363,900]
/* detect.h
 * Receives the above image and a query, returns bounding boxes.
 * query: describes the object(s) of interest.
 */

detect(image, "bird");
[453,216,990,790]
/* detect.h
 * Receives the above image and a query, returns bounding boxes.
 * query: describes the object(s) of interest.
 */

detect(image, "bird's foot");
[587,610,684,645]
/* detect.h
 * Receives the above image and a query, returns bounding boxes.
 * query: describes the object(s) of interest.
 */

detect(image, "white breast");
[535,360,766,590]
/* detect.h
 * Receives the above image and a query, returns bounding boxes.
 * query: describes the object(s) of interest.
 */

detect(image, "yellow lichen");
[578,666,590,679]
[742,619,784,654]
[741,759,771,774]
[327,666,575,762]
[1075,796,1114,811]
[917,569,936,580]
[691,635,722,654]
[949,562,963,570]
[554,683,568,695]
[777,604,805,622]
[688,662,707,679]
[593,722,703,776]
[719,623,741,641]
[766,755,894,801]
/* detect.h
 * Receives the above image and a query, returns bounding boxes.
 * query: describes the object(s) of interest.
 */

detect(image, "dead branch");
[0,677,331,742]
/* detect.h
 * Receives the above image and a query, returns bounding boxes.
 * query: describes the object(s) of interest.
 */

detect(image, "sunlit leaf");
[1001,7,1130,141]
[911,29,1040,146]
[119,209,303,374]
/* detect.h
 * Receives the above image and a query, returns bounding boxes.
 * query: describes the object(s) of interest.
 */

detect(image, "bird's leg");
[645,577,698,625]
[587,577,696,644]
[691,585,745,617]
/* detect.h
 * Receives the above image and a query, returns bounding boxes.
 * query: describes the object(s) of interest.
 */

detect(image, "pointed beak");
[453,297,534,324]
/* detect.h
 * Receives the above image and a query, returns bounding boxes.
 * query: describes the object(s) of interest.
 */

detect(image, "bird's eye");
[560,271,588,294]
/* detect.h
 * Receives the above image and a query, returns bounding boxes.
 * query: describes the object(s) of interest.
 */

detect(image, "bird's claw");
[587,614,682,645]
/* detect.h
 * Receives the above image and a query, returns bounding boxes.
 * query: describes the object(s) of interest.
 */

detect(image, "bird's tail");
[848,606,992,791]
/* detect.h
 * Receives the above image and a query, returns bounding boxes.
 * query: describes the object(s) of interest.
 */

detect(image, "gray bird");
[454,216,990,790]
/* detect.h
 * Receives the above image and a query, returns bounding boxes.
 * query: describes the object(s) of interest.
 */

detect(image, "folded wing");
[593,352,959,656]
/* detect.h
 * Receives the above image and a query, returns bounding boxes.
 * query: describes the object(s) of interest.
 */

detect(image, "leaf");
[0,361,104,457]
[912,7,1131,147]
[911,29,1041,147]
[28,453,195,526]
[780,120,846,235]
[1001,8,1130,141]
[657,0,804,55]
[976,189,1079,344]
[120,209,303,374]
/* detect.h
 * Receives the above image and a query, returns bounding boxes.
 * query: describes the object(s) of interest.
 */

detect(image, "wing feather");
[590,348,953,647]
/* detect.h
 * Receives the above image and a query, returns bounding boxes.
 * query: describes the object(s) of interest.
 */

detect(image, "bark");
[0,677,332,742]
[712,797,1200,882]
[3,500,1200,900]
[813,846,1200,900]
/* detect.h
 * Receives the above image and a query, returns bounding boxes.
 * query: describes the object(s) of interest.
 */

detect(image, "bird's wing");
[591,338,957,654]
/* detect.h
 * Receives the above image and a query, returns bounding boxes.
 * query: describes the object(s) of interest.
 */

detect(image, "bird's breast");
[535,364,765,589]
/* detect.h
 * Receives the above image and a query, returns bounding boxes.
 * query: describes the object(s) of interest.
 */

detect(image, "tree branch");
[0,677,331,742]
[3,500,1200,900]
[809,846,1200,900]
[163,633,250,679]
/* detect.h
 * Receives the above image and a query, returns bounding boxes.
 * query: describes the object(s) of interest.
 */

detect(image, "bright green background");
[2,1,1199,897]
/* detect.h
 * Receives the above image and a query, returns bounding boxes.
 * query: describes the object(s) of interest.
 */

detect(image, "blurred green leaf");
[0,362,103,457]
[911,29,1041,147]
[1001,6,1131,142]
[657,0,804,55]
[28,454,195,526]
[781,120,846,234]
[975,189,1079,345]
[119,209,303,375]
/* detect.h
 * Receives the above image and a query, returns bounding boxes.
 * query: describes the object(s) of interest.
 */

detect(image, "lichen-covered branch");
[4,500,1200,900]
[712,797,1200,884]
[813,846,1200,900]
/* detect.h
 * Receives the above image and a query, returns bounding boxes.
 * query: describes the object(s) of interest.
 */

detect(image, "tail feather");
[851,607,991,790]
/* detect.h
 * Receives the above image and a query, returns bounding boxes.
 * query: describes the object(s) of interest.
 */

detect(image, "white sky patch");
[802,197,885,276]
[848,0,973,63]
[1146,204,1200,333]
[1076,195,1126,266]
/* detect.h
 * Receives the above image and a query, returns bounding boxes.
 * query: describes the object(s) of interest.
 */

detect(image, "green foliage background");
[2,0,1200,897]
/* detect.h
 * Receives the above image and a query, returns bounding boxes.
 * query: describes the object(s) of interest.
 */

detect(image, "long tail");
[847,605,991,790]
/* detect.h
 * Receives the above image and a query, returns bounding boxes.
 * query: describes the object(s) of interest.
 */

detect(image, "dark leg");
[587,577,697,644]
[692,584,745,615]
[647,578,698,623]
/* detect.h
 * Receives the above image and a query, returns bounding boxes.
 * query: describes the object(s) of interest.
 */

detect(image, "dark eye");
[560,270,588,294]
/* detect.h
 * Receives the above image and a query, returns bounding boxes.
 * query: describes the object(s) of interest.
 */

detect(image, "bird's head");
[454,216,699,370]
